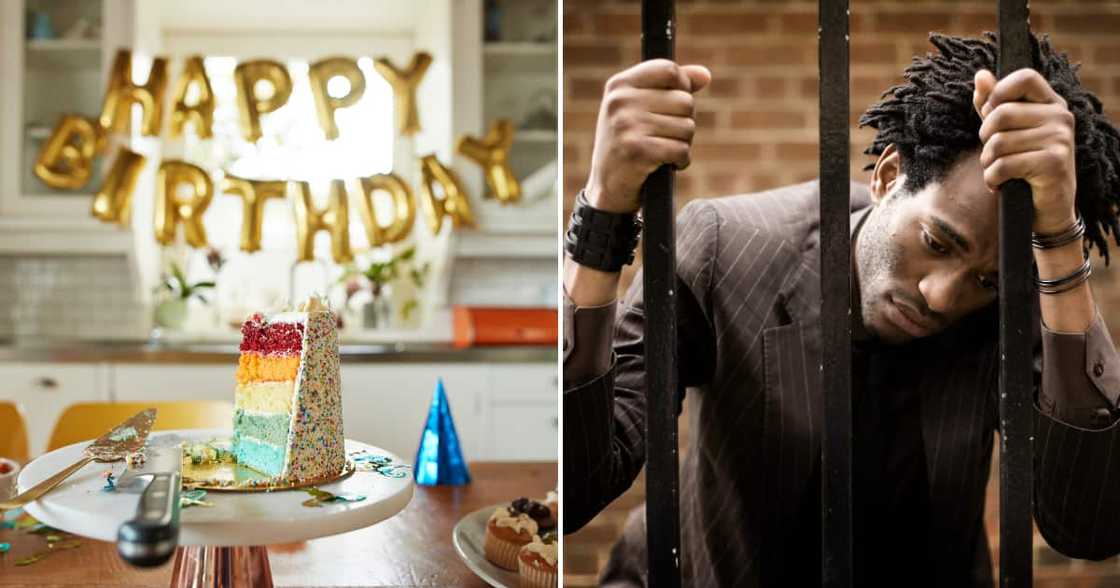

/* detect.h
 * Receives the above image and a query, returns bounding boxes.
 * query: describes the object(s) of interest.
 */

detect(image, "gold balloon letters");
[155,161,214,248]
[91,149,146,226]
[293,180,354,264]
[456,119,520,205]
[169,56,215,139]
[29,50,544,259]
[33,115,103,189]
[357,173,416,246]
[309,57,365,140]
[100,49,169,137]
[234,60,293,142]
[374,53,432,136]
[418,154,475,234]
[222,174,287,253]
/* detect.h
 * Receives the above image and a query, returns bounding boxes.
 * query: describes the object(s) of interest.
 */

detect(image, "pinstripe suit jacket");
[563,181,1120,587]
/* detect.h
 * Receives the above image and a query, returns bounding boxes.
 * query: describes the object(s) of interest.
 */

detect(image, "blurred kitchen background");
[0,0,557,465]
[563,0,1120,586]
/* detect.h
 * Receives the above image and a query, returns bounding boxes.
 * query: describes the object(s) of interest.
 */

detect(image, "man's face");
[855,149,1000,345]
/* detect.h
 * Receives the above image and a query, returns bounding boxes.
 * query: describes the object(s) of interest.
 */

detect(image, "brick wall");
[563,0,1120,293]
[562,0,1120,585]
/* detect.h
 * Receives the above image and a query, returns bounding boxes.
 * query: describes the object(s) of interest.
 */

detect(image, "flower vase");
[155,298,188,329]
[362,297,392,330]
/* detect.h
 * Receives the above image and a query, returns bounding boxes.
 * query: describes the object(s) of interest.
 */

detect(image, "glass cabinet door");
[21,0,105,196]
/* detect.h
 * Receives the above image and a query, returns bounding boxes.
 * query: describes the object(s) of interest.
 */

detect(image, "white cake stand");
[16,429,414,588]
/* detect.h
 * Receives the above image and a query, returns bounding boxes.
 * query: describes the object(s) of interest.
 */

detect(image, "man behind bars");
[563,32,1120,587]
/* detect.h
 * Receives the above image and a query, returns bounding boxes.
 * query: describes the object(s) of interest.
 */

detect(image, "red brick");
[725,43,814,67]
[798,76,818,99]
[677,46,719,66]
[852,75,897,99]
[568,77,605,100]
[1053,14,1120,35]
[852,41,899,65]
[705,172,741,195]
[564,111,599,132]
[564,12,588,35]
[593,12,641,35]
[875,12,954,35]
[776,141,818,161]
[565,42,623,67]
[730,109,807,129]
[680,10,770,35]
[563,144,581,164]
[958,12,997,34]
[756,76,789,99]
[691,141,763,162]
[1093,44,1120,65]
[695,110,718,129]
[707,78,740,98]
[777,11,817,34]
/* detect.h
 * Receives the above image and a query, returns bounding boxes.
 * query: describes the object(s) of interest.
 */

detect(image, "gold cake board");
[181,444,356,492]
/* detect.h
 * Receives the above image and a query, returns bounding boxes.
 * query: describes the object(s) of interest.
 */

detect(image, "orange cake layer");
[236,353,300,384]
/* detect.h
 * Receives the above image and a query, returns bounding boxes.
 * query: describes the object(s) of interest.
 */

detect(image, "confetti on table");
[180,489,213,508]
[301,487,366,507]
[101,470,116,492]
[14,539,81,566]
[350,451,410,478]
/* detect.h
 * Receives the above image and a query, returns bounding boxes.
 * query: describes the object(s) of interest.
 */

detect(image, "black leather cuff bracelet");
[565,190,643,272]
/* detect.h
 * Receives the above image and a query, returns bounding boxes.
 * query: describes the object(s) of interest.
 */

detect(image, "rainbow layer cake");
[233,297,345,482]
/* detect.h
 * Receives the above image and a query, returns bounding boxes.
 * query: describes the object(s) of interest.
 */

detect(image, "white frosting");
[523,535,558,566]
[490,507,539,535]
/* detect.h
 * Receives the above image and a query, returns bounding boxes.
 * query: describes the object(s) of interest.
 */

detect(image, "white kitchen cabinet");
[2,358,557,462]
[340,363,489,464]
[110,363,235,403]
[485,364,557,460]
[0,0,137,253]
[0,362,107,456]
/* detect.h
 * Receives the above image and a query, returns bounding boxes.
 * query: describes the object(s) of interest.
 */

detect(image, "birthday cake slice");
[233,297,345,482]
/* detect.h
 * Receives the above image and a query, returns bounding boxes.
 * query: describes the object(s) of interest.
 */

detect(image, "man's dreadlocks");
[859,32,1120,263]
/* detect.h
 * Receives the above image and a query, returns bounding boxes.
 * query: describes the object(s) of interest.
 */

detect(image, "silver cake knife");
[117,440,182,567]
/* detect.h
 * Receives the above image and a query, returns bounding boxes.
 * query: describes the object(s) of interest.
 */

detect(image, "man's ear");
[870,144,902,204]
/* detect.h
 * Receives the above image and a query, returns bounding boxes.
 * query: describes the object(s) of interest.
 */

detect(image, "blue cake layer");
[233,409,291,446]
[233,432,287,476]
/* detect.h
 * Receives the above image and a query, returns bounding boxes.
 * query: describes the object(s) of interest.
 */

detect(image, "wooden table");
[0,461,556,587]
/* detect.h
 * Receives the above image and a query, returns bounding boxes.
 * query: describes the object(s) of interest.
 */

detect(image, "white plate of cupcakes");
[453,492,558,588]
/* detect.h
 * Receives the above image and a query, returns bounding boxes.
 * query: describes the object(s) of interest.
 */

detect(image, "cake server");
[117,440,182,567]
[0,408,157,510]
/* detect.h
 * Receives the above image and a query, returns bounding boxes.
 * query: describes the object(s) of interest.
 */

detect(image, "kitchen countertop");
[0,461,557,587]
[0,340,557,364]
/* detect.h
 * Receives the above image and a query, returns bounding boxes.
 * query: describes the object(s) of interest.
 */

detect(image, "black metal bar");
[997,1,1034,586]
[640,1,681,587]
[819,1,852,587]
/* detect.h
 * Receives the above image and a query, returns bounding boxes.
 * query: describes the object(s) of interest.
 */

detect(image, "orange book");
[452,307,558,348]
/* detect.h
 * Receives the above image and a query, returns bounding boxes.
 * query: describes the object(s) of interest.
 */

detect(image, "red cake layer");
[239,313,305,354]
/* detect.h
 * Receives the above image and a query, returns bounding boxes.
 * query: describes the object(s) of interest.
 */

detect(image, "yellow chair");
[47,401,234,451]
[0,402,30,463]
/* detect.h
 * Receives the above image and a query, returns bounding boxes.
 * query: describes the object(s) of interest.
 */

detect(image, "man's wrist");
[585,182,639,214]
[564,255,620,307]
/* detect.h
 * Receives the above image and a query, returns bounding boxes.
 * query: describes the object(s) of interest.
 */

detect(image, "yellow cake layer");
[235,354,300,384]
[235,381,296,413]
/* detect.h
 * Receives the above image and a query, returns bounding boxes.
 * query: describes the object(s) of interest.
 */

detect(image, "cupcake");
[543,490,558,530]
[485,505,539,570]
[512,496,554,530]
[518,532,558,588]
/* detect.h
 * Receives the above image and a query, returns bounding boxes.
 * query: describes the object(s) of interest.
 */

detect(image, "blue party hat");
[414,378,471,485]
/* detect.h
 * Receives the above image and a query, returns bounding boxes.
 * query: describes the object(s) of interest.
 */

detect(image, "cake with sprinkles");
[233,296,345,483]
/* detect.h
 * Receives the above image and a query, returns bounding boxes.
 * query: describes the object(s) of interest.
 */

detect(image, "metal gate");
[638,0,1036,586]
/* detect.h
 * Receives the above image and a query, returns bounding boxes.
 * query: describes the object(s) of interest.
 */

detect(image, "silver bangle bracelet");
[1036,252,1092,295]
[1032,216,1085,250]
